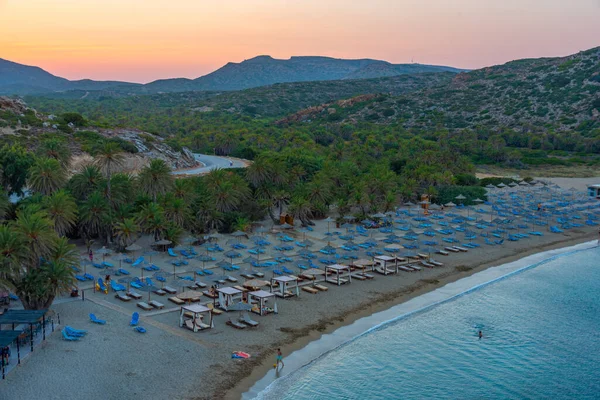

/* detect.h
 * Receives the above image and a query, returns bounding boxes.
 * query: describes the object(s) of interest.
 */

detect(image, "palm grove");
[0,117,484,311]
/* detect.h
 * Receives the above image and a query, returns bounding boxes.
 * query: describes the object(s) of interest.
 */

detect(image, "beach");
[1,187,599,400]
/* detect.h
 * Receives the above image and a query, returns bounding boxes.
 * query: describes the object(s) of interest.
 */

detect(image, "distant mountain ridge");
[0,55,464,95]
[0,58,140,94]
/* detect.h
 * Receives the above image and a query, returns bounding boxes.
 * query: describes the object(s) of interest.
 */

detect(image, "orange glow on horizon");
[1,0,599,83]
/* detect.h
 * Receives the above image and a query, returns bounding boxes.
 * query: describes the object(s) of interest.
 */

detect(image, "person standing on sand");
[276,348,284,370]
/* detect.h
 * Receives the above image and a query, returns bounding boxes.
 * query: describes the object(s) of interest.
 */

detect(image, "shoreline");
[226,231,597,400]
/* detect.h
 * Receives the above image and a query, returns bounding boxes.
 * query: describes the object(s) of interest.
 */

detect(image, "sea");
[247,242,600,399]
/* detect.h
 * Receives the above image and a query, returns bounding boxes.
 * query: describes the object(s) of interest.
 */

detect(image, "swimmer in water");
[478,330,483,339]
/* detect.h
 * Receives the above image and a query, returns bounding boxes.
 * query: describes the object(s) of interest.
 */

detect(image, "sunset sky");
[1,0,599,83]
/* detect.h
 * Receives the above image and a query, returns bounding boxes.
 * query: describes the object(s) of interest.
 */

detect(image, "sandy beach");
[1,184,599,400]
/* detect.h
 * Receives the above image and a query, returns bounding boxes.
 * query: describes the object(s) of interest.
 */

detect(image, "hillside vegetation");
[283,47,600,136]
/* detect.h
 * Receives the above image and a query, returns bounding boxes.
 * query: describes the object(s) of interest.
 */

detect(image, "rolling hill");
[277,47,600,134]
[0,58,140,95]
[0,55,463,95]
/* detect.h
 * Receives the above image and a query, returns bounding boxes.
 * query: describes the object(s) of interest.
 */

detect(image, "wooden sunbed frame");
[301,286,319,294]
[115,293,131,302]
[226,319,246,329]
[127,290,142,299]
[168,297,185,305]
[137,302,152,311]
[149,300,164,309]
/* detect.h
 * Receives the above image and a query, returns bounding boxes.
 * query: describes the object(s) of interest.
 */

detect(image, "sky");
[0,0,599,83]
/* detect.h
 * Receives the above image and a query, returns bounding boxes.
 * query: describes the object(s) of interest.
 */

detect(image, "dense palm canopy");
[43,190,78,236]
[28,157,67,195]
[137,159,174,201]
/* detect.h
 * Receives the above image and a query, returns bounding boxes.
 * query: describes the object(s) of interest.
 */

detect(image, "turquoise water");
[256,247,600,399]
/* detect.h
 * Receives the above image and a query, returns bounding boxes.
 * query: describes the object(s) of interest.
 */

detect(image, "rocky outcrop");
[0,96,30,115]
[99,128,199,170]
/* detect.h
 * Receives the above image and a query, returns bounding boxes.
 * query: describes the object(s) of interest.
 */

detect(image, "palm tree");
[39,259,75,308]
[50,237,79,266]
[114,218,139,249]
[137,159,173,202]
[38,138,71,168]
[211,180,244,213]
[164,223,183,246]
[0,225,27,290]
[196,207,223,232]
[100,173,134,209]
[95,142,125,206]
[245,158,272,188]
[78,191,111,239]
[68,165,105,200]
[43,190,78,236]
[173,178,193,201]
[12,208,57,267]
[28,157,67,196]
[0,188,9,221]
[272,190,290,218]
[288,196,313,226]
[163,195,189,229]
[136,203,166,240]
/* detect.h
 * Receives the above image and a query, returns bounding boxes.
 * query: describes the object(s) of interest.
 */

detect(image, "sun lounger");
[127,290,142,299]
[313,284,328,291]
[227,319,247,329]
[203,290,218,299]
[84,273,94,280]
[421,261,434,268]
[253,272,265,278]
[117,268,130,275]
[131,281,143,289]
[207,303,223,315]
[111,281,126,292]
[436,250,449,256]
[153,288,167,296]
[240,273,254,279]
[239,312,259,327]
[429,260,443,267]
[233,285,248,292]
[196,320,210,330]
[130,312,139,326]
[351,273,366,280]
[302,286,319,294]
[134,326,147,333]
[194,281,207,289]
[96,278,108,293]
[115,292,132,302]
[89,313,106,324]
[169,296,185,305]
[184,319,196,331]
[62,329,80,341]
[226,276,238,283]
[444,247,460,253]
[454,246,468,252]
[163,286,177,294]
[398,266,413,272]
[137,302,153,311]
[132,257,144,267]
[149,300,164,309]
[75,275,86,281]
[168,248,177,257]
[64,327,86,338]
